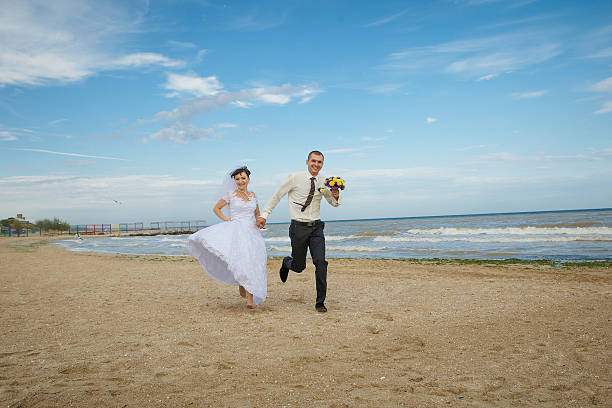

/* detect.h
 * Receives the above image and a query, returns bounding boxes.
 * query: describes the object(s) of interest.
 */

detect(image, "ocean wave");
[265,234,360,242]
[268,245,387,252]
[264,237,291,243]
[404,226,612,236]
[374,236,612,243]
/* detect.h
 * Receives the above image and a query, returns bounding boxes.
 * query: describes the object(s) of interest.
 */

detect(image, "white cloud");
[148,79,322,142]
[149,124,214,144]
[167,40,197,49]
[594,101,612,115]
[0,131,17,141]
[233,100,254,108]
[258,93,291,104]
[591,77,612,93]
[364,9,409,27]
[426,117,438,124]
[217,123,238,128]
[0,1,181,87]
[361,137,388,142]
[229,13,287,32]
[369,83,404,94]
[324,146,376,154]
[113,53,182,69]
[11,148,129,161]
[249,124,266,132]
[475,150,610,163]
[163,73,223,97]
[511,90,549,99]
[477,73,498,81]
[587,47,612,59]
[381,30,563,78]
[457,144,486,151]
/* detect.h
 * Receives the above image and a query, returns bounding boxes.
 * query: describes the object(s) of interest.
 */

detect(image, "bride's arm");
[213,199,231,221]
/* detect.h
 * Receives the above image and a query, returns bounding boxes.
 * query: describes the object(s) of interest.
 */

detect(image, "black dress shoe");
[279,256,290,283]
[315,304,327,313]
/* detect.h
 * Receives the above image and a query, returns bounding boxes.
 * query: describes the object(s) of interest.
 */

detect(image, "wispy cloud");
[364,9,409,27]
[167,40,197,49]
[0,1,181,87]
[475,150,612,163]
[457,144,487,151]
[148,74,322,143]
[149,124,215,144]
[324,146,376,154]
[426,117,438,124]
[589,77,612,114]
[0,131,17,141]
[511,90,549,99]
[586,47,612,59]
[594,101,612,115]
[380,30,563,78]
[10,148,129,161]
[477,73,498,81]
[249,124,266,132]
[217,123,238,128]
[361,137,388,142]
[229,12,287,32]
[368,83,404,94]
[591,77,612,93]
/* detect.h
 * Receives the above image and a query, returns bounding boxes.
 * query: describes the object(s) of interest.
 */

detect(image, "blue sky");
[1,0,611,225]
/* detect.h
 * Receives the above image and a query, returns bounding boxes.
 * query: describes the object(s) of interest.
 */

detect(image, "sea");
[55,209,612,262]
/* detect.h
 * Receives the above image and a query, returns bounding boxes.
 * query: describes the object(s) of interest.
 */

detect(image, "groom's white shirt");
[260,171,341,222]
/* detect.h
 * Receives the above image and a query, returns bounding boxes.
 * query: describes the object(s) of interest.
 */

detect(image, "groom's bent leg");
[309,222,327,307]
[288,222,310,273]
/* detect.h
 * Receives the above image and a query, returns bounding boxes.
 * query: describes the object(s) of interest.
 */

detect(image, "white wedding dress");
[187,191,267,305]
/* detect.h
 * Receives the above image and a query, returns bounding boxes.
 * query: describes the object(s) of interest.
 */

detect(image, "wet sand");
[1,237,610,407]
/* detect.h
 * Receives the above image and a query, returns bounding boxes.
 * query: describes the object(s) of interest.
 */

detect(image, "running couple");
[187,150,342,312]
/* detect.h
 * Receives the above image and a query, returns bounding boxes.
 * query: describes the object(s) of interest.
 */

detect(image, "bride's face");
[234,172,250,190]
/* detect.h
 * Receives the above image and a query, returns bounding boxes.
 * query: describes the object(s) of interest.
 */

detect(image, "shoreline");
[7,236,612,266]
[47,237,612,267]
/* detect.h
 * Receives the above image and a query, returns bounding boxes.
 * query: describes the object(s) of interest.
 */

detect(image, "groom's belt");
[291,219,322,227]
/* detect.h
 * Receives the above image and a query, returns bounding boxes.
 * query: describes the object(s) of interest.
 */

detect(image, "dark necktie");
[301,177,316,212]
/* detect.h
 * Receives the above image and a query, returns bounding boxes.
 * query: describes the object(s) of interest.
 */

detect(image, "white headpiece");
[218,166,247,200]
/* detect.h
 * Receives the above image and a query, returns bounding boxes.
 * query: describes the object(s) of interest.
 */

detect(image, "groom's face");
[306,153,324,176]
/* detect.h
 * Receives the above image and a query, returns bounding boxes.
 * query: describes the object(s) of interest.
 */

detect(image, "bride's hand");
[225,217,232,222]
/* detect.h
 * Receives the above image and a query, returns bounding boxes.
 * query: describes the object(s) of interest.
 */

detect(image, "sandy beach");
[1,237,610,407]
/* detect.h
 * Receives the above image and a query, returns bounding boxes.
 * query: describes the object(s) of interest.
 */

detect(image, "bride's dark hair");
[231,166,251,178]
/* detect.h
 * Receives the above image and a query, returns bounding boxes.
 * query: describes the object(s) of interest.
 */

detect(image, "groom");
[256,151,341,312]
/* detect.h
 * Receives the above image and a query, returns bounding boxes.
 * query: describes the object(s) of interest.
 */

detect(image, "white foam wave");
[374,236,612,243]
[265,237,291,243]
[268,244,386,252]
[405,226,612,236]
[265,234,359,242]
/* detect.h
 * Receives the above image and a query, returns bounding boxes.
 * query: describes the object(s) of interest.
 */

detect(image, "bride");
[187,166,267,308]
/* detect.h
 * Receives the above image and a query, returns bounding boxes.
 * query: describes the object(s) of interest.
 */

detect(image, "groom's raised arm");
[259,174,294,221]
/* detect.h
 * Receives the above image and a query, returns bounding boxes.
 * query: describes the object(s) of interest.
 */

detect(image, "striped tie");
[301,177,316,212]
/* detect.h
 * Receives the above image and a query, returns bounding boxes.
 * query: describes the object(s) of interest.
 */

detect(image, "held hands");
[255,217,266,229]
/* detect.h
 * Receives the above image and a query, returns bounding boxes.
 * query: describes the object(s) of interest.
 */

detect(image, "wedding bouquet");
[324,176,346,191]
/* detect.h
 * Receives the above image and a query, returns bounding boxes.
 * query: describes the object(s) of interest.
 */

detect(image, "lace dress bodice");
[225,191,258,223]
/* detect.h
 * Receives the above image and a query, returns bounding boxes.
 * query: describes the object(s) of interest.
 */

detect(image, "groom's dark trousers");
[283,220,328,307]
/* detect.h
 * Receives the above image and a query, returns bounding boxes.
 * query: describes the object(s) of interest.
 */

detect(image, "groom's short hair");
[308,150,324,160]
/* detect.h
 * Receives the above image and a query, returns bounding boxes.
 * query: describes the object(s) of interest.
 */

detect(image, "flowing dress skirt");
[187,218,267,305]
